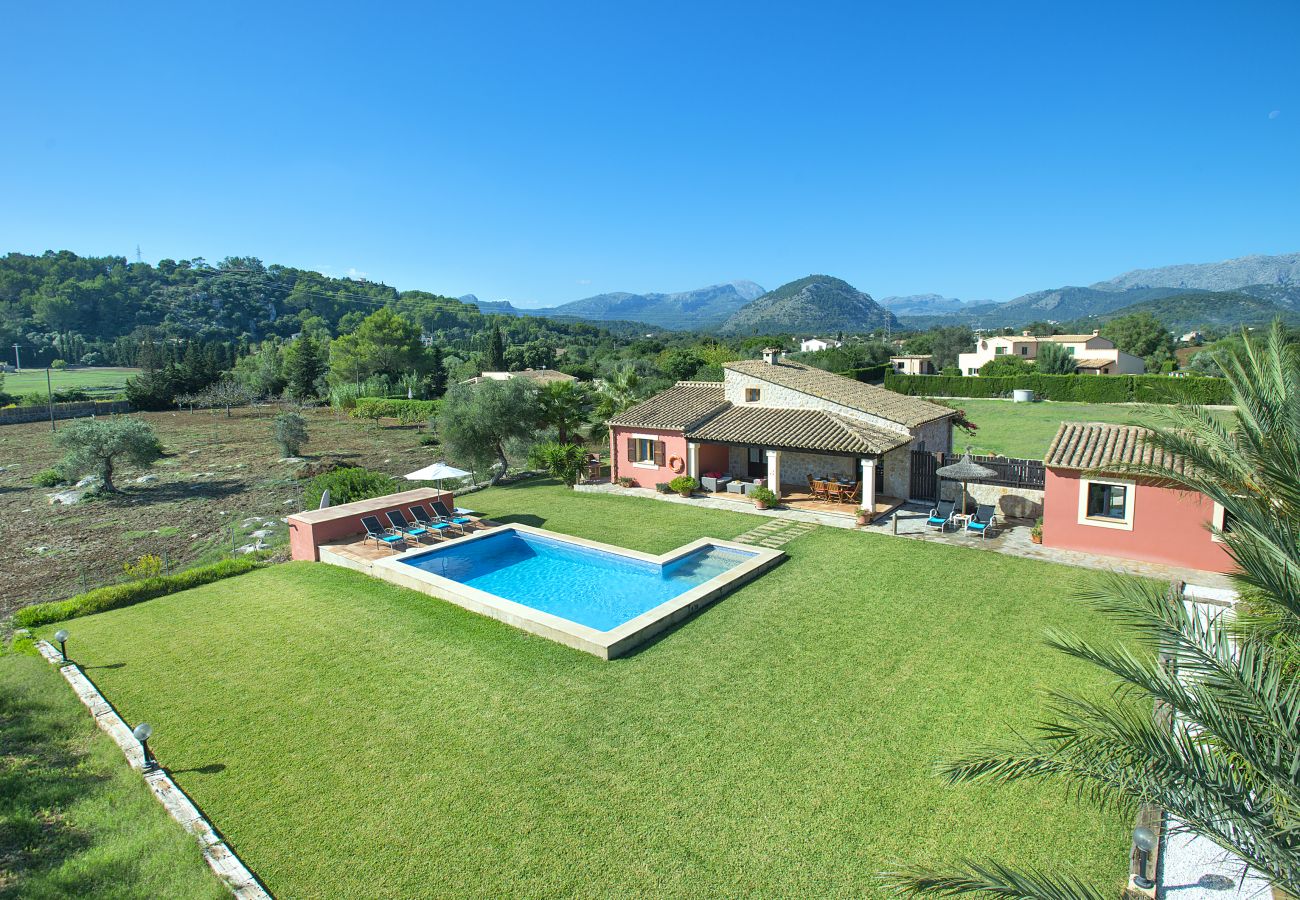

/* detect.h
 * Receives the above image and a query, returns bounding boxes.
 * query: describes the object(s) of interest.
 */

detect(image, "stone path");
[734,519,817,548]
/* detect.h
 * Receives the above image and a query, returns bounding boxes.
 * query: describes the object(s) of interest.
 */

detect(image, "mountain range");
[458,251,1300,336]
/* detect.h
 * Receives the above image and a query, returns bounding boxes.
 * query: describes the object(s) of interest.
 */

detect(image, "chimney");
[761,347,782,366]
[1092,329,1100,336]
[1021,330,1032,337]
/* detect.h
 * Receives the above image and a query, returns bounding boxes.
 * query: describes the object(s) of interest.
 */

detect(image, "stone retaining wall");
[0,399,131,425]
[939,481,1044,519]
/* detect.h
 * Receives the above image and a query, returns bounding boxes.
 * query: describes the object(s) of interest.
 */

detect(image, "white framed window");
[627,434,663,469]
[1078,477,1135,530]
[1211,501,1235,543]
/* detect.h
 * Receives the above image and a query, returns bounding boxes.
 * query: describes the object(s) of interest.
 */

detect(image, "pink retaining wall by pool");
[608,426,689,488]
[1042,468,1233,574]
[287,488,452,561]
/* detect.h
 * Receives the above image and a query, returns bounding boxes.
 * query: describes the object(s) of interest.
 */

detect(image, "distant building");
[461,368,577,386]
[957,330,1145,376]
[1179,330,1204,344]
[800,337,842,352]
[889,355,935,375]
[420,332,436,348]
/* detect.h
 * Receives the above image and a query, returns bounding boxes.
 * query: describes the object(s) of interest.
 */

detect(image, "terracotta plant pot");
[754,500,769,510]
[1031,532,1043,544]
[678,490,692,498]
[856,512,870,527]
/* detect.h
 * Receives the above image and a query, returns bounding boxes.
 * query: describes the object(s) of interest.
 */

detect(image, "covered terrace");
[683,405,910,519]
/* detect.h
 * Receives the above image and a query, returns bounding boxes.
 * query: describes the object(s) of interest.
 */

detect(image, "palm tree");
[537,380,591,445]
[590,365,648,441]
[887,322,1300,899]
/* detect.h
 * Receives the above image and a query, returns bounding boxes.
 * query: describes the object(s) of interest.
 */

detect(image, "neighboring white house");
[889,355,935,375]
[957,331,1145,376]
[461,368,577,386]
[1179,330,1203,344]
[800,337,842,353]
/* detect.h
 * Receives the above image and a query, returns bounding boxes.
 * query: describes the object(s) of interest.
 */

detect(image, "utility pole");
[12,344,20,372]
[46,367,56,432]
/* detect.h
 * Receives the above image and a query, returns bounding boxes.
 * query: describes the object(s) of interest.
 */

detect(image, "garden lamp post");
[53,629,70,662]
[133,722,158,772]
[1133,825,1157,890]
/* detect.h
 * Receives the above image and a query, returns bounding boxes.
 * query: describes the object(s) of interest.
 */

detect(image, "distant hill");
[959,286,1187,328]
[718,275,897,335]
[544,280,765,329]
[1064,290,1300,333]
[1090,252,1300,293]
[877,293,982,316]
[459,294,526,316]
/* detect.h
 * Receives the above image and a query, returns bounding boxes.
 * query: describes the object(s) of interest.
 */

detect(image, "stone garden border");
[35,639,270,899]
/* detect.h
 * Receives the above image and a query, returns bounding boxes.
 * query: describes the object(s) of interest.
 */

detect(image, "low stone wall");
[939,481,1044,519]
[0,399,131,425]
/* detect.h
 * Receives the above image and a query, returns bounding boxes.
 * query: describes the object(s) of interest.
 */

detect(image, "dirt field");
[0,406,438,617]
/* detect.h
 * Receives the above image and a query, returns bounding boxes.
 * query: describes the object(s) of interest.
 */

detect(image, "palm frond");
[881,860,1113,900]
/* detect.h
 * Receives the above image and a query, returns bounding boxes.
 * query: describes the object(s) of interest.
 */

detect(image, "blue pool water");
[399,530,755,631]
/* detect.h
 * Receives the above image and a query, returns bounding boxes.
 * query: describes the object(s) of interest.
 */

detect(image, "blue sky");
[3,1,1297,307]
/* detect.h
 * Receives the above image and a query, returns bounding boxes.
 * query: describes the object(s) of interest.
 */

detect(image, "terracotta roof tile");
[686,406,910,456]
[608,382,727,430]
[1044,422,1190,474]
[723,359,953,428]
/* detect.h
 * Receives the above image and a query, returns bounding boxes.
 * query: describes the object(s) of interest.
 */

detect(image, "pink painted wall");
[287,488,452,561]
[608,426,689,488]
[697,443,730,475]
[1042,468,1233,574]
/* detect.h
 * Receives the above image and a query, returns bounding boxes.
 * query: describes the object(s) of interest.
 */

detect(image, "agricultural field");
[948,398,1234,460]
[0,406,443,617]
[3,366,141,398]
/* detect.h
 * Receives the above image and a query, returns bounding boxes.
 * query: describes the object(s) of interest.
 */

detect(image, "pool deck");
[319,518,501,571]
[322,523,784,659]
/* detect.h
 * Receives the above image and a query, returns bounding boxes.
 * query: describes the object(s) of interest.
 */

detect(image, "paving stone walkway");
[734,519,818,548]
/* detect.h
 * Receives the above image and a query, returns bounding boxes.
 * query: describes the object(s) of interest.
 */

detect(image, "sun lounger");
[430,500,476,533]
[965,504,998,540]
[360,515,406,551]
[408,505,457,540]
[386,509,431,543]
[925,501,955,532]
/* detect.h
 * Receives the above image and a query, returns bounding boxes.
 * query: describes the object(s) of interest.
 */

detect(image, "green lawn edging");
[15,555,269,628]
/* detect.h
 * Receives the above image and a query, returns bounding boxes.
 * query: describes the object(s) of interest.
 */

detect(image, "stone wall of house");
[778,451,856,488]
[881,445,909,498]
[723,369,910,436]
[939,481,1044,520]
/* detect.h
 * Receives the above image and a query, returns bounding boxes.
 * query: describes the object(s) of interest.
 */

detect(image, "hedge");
[15,556,268,628]
[351,397,441,425]
[837,364,891,385]
[884,372,1231,405]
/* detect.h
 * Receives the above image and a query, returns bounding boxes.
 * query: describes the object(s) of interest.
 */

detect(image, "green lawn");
[3,367,139,398]
[950,398,1233,459]
[0,652,225,899]
[34,480,1130,898]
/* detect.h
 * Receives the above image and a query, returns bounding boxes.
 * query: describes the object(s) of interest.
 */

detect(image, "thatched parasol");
[935,450,996,514]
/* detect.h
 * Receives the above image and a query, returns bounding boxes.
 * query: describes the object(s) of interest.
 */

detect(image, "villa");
[799,337,842,352]
[958,330,1145,376]
[461,368,576,386]
[890,354,935,375]
[1042,421,1233,573]
[608,348,955,516]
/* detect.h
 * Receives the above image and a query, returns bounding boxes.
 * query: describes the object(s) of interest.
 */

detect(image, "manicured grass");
[0,652,225,899]
[38,480,1130,898]
[951,398,1233,459]
[3,367,139,397]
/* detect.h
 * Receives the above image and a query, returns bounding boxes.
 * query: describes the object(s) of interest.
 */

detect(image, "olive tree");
[54,418,163,493]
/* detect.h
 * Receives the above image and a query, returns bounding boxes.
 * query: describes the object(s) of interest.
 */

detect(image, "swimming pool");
[363,525,784,658]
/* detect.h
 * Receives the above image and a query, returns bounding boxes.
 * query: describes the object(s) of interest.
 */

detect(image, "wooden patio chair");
[825,482,844,503]
[840,482,861,506]
[811,479,829,501]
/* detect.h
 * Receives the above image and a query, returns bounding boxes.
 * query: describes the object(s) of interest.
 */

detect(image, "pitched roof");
[686,406,910,456]
[1045,422,1191,474]
[722,359,953,428]
[989,334,1108,344]
[1072,357,1118,369]
[608,382,727,430]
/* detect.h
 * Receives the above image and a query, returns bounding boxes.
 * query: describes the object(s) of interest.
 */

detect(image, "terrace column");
[687,442,700,479]
[861,457,877,513]
[766,449,782,499]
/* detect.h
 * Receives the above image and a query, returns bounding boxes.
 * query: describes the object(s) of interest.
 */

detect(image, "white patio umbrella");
[404,462,471,493]
[934,450,996,515]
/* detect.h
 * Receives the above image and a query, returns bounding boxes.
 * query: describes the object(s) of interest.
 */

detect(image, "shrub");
[749,485,778,506]
[884,372,1229,405]
[15,556,266,628]
[668,475,697,495]
[50,358,69,369]
[303,466,397,510]
[616,476,636,487]
[32,468,64,487]
[654,482,673,494]
[274,410,309,456]
[1132,374,1233,405]
[123,554,164,579]
[352,397,441,428]
[528,441,587,489]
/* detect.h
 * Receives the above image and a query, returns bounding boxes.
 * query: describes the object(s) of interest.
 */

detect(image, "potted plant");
[668,475,698,498]
[749,485,778,510]
[856,508,871,527]
[616,476,636,488]
[1030,517,1043,544]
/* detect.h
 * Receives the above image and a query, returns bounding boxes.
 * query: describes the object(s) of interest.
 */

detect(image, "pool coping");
[356,524,784,659]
